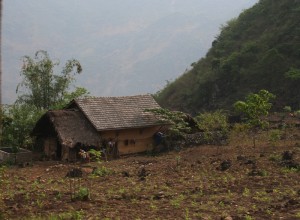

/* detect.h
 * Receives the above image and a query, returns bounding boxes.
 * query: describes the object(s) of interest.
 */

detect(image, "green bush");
[92,166,113,177]
[195,110,229,143]
[88,149,102,162]
[73,187,90,201]
[269,129,282,146]
[1,104,44,151]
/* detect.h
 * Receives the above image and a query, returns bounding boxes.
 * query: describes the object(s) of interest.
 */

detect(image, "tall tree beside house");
[16,50,88,110]
[0,51,89,150]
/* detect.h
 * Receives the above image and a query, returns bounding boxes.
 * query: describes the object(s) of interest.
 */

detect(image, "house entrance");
[56,140,62,159]
[43,137,58,160]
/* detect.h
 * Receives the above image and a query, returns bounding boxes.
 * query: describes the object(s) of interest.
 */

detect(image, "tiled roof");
[73,94,163,131]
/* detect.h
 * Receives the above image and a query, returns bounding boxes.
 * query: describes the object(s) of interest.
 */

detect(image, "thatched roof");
[69,94,164,131]
[33,110,100,148]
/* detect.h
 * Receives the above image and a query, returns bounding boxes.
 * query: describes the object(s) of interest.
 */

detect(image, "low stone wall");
[184,132,207,146]
[0,148,32,164]
[184,131,228,146]
[157,131,228,152]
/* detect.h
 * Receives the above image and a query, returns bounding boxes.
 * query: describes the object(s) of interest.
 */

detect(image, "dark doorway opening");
[56,140,62,159]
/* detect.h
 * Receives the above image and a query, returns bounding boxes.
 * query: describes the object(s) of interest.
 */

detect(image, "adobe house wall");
[100,126,162,155]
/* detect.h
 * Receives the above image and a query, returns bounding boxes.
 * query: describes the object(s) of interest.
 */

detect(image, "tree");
[1,104,44,151]
[0,51,89,151]
[146,108,192,139]
[234,89,275,147]
[16,50,87,110]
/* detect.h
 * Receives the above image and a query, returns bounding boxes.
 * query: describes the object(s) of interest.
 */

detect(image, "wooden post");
[0,0,3,147]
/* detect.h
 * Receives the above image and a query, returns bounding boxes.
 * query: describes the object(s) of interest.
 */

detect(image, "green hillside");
[155,0,300,115]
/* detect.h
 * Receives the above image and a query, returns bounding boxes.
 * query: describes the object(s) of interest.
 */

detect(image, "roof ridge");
[74,94,153,101]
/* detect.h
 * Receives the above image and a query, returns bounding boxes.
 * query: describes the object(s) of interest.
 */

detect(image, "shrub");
[233,89,275,147]
[269,129,282,146]
[88,149,102,162]
[92,166,113,177]
[73,187,90,201]
[196,110,229,143]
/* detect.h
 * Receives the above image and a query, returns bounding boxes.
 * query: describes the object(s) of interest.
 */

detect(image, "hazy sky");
[3,0,258,104]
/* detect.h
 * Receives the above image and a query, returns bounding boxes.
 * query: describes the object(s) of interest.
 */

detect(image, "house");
[32,94,168,161]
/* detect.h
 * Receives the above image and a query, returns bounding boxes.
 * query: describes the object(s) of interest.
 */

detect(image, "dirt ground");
[0,132,300,219]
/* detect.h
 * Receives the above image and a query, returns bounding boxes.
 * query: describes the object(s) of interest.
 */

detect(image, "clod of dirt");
[65,168,83,178]
[248,169,265,176]
[245,159,256,165]
[284,199,299,208]
[237,155,246,161]
[282,151,294,161]
[153,191,165,200]
[280,160,299,169]
[237,155,256,165]
[191,187,202,194]
[218,160,232,171]
[278,151,299,169]
[137,166,148,180]
[122,171,130,177]
[165,180,173,187]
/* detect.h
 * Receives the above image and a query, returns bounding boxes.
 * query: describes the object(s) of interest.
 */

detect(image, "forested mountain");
[155,0,300,115]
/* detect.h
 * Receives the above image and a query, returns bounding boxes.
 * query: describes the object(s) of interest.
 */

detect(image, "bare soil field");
[0,131,300,220]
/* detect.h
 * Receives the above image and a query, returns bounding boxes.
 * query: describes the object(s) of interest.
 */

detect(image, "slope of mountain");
[3,0,257,104]
[155,0,300,114]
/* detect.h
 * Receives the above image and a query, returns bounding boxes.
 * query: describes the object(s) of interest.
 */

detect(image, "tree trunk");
[0,0,3,146]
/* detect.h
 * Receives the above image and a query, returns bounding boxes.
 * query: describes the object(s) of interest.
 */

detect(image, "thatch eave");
[32,109,101,148]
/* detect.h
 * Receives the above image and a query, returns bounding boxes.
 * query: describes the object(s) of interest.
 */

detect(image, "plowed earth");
[1,133,300,219]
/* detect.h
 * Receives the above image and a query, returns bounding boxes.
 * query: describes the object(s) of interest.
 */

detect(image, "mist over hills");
[3,0,257,104]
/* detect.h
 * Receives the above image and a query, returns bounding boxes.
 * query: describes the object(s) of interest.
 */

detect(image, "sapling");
[234,90,275,147]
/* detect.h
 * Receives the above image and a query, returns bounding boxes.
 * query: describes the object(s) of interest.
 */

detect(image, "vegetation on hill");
[155,0,300,115]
